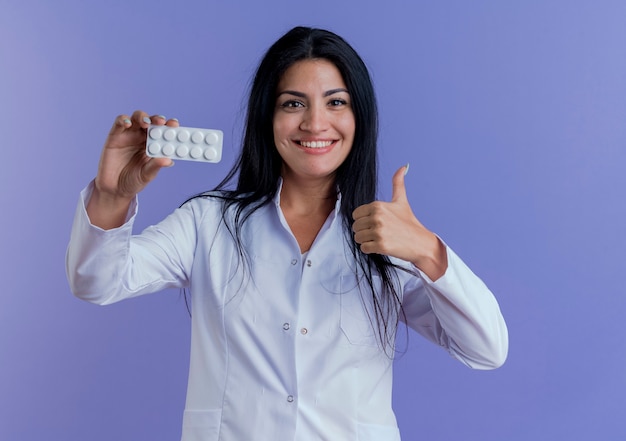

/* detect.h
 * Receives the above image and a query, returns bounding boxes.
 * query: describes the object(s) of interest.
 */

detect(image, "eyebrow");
[276,88,349,98]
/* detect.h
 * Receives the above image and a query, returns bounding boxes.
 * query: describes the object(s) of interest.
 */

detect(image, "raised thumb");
[391,164,409,203]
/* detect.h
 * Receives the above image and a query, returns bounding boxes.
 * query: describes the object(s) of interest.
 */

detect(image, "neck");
[279,173,337,217]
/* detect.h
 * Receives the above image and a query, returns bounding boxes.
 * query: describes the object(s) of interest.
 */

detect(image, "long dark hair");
[186,26,406,354]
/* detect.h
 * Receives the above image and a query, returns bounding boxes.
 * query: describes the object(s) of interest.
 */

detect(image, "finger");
[358,242,375,255]
[352,203,372,221]
[351,216,373,233]
[108,114,133,137]
[353,229,376,245]
[142,157,174,181]
[130,110,153,130]
[358,240,384,256]
[391,164,409,203]
[149,114,168,126]
[165,117,180,127]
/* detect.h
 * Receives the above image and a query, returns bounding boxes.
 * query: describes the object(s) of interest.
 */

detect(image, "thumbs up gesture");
[351,165,448,281]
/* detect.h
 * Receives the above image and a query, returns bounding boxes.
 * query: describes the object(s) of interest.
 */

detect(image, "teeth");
[300,140,333,148]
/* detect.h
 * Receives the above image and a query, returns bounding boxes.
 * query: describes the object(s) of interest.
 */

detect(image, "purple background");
[2,1,625,439]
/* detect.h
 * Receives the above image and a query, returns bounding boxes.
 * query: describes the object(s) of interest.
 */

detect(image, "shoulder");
[179,191,227,213]
[179,190,273,223]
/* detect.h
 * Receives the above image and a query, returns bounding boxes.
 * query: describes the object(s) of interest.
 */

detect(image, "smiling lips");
[297,140,334,149]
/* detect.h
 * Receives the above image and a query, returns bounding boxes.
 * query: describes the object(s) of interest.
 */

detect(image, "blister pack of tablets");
[146,125,223,163]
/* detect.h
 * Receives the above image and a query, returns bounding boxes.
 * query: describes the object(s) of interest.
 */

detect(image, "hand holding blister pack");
[146,124,223,163]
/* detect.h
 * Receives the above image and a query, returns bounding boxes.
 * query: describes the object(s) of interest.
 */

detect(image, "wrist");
[412,233,448,281]
[90,185,134,207]
[86,185,134,230]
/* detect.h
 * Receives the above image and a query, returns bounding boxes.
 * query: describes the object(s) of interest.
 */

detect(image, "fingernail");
[143,116,151,124]
[158,115,166,120]
[171,117,179,122]
[123,118,131,125]
[166,161,175,167]
[404,163,410,176]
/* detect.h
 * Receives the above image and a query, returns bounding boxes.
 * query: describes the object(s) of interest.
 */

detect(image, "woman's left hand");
[351,165,448,281]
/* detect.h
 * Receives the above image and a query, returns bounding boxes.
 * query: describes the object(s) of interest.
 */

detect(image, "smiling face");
[273,59,356,185]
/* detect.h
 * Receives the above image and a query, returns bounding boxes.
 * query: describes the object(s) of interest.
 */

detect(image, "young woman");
[67,26,508,441]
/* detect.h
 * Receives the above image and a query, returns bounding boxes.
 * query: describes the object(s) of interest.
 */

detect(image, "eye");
[280,100,305,109]
[328,98,348,107]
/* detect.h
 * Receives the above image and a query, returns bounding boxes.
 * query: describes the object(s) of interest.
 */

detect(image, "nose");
[299,104,329,133]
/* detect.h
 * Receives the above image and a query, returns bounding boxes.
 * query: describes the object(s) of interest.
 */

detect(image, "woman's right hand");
[96,111,179,198]
[87,111,179,229]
